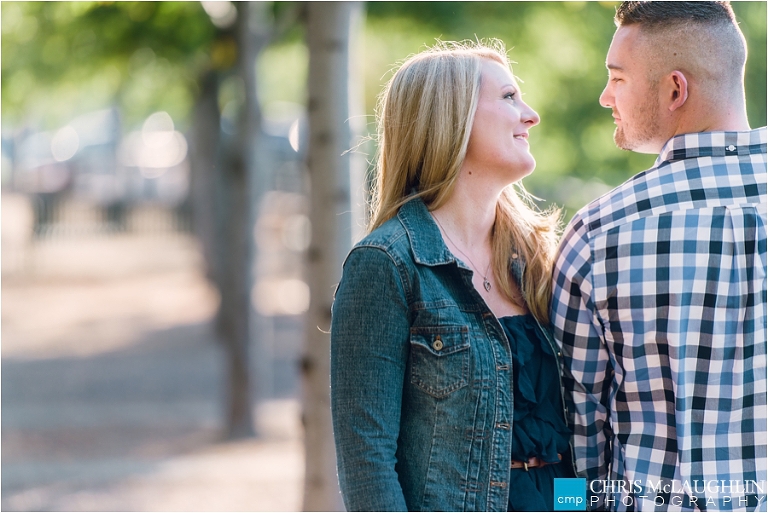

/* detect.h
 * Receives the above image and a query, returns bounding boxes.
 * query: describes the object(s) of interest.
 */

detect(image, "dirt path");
[1,227,304,511]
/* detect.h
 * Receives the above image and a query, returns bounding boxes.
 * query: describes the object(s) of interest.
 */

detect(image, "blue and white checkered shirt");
[551,128,767,512]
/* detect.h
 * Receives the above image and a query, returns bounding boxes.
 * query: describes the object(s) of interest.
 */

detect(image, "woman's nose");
[522,103,540,127]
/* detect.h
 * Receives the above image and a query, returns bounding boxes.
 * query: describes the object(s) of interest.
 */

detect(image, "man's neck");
[674,101,751,137]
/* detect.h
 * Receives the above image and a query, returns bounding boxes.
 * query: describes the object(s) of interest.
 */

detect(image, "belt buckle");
[523,461,529,472]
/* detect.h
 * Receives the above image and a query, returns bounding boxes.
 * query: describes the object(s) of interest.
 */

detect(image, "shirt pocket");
[409,326,470,398]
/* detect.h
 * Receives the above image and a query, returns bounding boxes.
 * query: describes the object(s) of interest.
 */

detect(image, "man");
[551,2,766,511]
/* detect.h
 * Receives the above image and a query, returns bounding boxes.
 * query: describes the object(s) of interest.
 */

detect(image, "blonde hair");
[368,40,561,324]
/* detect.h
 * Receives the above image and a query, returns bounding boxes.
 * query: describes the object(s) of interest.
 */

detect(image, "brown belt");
[510,454,562,471]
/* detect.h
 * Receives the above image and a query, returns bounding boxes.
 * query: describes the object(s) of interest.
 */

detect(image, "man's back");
[551,128,767,511]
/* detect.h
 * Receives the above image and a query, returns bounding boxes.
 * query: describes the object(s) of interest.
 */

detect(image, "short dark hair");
[615,1,736,28]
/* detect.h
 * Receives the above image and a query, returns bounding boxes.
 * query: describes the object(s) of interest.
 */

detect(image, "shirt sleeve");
[330,245,410,512]
[550,213,614,510]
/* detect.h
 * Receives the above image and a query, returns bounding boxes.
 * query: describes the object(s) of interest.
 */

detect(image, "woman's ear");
[667,70,689,112]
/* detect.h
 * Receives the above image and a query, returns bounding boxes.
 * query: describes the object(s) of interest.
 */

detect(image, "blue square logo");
[554,478,587,511]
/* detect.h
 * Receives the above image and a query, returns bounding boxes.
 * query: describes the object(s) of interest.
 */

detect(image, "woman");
[330,40,574,512]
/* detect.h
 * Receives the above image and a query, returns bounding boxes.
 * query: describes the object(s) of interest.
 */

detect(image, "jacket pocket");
[409,326,470,398]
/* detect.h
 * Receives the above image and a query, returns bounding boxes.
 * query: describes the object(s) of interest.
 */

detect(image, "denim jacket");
[330,196,570,512]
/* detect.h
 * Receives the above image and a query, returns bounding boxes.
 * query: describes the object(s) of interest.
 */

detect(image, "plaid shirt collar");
[656,128,767,165]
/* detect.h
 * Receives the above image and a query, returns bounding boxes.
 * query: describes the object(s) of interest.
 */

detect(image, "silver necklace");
[432,213,493,292]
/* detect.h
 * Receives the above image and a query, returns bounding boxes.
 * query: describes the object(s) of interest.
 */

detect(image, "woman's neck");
[430,183,498,250]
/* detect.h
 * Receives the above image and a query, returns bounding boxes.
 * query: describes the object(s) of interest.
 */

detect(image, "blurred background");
[1,2,765,511]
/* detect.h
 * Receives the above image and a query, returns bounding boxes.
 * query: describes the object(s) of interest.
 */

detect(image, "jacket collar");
[397,196,468,268]
[396,194,527,284]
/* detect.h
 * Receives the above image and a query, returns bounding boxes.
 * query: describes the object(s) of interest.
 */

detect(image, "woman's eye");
[504,92,516,100]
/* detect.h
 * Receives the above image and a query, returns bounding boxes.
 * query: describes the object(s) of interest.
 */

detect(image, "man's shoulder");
[567,127,767,240]
[567,168,653,239]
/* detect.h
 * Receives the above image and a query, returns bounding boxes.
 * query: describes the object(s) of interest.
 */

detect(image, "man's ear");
[667,70,689,112]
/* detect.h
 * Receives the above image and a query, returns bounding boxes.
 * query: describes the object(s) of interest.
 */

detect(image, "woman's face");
[463,59,540,184]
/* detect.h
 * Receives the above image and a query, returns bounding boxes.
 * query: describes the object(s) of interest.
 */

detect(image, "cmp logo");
[554,478,587,511]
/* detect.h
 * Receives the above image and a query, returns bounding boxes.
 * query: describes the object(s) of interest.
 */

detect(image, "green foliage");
[2,1,216,131]
[257,42,308,107]
[734,2,767,129]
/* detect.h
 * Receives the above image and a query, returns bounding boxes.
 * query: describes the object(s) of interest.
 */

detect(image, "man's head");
[599,1,750,154]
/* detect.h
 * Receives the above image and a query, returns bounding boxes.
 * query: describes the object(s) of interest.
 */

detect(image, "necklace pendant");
[483,279,492,292]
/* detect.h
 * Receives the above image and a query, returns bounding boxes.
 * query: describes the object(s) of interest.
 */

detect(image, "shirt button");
[558,351,562,357]
[432,337,443,351]
[727,144,736,151]
[511,253,519,259]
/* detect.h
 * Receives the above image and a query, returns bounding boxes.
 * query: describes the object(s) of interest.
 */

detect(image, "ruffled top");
[498,314,571,464]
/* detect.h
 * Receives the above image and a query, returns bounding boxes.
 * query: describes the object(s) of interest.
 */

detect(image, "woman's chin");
[508,158,536,183]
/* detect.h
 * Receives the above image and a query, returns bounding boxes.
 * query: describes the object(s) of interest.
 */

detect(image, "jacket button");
[432,337,443,351]
[558,351,562,357]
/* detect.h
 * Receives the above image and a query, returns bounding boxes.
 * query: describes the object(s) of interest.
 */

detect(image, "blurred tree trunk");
[190,3,271,440]
[303,2,365,511]
[219,2,272,440]
[189,70,220,289]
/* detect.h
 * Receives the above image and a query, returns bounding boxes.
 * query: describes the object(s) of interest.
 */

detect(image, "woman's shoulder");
[351,215,411,259]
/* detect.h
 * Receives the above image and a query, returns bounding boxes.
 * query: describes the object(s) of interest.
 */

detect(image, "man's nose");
[599,84,613,109]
